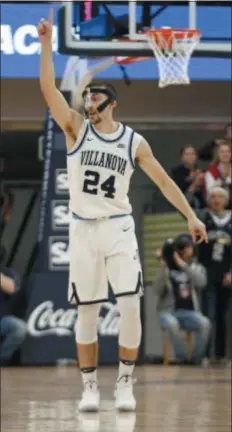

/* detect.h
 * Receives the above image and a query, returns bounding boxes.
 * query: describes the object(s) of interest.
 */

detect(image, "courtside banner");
[22,273,120,365]
[23,96,120,365]
[37,123,69,272]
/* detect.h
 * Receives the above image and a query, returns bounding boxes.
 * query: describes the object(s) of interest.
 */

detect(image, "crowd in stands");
[0,245,27,366]
[171,123,231,210]
[154,123,232,367]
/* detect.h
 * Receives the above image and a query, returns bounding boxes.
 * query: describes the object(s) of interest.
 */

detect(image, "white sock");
[118,360,135,381]
[81,367,97,385]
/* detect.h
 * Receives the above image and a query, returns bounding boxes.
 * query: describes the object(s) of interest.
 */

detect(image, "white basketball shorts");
[68,215,143,305]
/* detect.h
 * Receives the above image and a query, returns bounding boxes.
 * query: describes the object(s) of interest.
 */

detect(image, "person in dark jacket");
[154,234,210,365]
[0,246,27,365]
[171,146,205,209]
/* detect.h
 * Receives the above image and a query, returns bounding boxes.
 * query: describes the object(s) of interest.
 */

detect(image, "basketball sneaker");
[79,381,100,412]
[114,375,136,412]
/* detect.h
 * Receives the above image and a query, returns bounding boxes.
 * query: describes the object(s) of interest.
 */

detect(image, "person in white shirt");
[204,143,231,202]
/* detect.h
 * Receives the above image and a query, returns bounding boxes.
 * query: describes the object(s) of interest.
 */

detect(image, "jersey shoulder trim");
[128,128,135,168]
[89,123,126,143]
[128,129,143,169]
[67,121,89,157]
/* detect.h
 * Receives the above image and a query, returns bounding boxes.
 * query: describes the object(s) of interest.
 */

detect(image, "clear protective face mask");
[84,88,99,111]
[82,87,116,116]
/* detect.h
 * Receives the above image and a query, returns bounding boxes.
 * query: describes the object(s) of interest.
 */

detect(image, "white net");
[146,29,200,88]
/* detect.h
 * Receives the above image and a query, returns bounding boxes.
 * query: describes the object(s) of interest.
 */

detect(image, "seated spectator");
[171,146,205,209]
[197,187,232,365]
[198,122,232,163]
[204,142,231,207]
[0,246,27,366]
[154,234,210,365]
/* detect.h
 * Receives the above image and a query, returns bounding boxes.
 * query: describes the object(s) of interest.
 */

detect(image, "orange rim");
[147,28,201,40]
[146,28,200,48]
[147,28,200,49]
[114,29,200,65]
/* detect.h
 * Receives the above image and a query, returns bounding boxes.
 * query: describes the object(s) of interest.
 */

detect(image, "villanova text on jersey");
[80,150,127,176]
[66,121,143,219]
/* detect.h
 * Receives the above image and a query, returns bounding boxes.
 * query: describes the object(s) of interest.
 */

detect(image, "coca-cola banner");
[22,273,120,365]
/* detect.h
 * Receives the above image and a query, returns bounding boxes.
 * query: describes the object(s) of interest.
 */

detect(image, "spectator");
[154,235,210,365]
[171,146,205,209]
[198,122,232,162]
[0,187,13,238]
[197,187,232,365]
[0,246,27,366]
[204,142,231,207]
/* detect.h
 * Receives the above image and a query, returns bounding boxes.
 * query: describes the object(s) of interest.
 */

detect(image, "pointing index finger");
[49,8,53,25]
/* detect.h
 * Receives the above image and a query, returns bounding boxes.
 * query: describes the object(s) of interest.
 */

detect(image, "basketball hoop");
[115,28,201,88]
[147,28,201,88]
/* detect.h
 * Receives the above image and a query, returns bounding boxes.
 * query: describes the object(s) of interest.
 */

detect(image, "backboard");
[58,1,231,58]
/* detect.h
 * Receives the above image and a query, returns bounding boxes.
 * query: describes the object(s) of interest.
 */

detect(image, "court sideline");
[1,366,231,432]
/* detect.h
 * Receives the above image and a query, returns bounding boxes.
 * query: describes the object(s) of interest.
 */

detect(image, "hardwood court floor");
[1,366,231,432]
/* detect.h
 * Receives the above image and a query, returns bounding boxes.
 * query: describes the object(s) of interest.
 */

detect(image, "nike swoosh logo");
[123,227,131,232]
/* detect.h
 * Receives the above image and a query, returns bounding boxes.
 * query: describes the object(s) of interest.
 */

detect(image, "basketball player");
[38,11,207,412]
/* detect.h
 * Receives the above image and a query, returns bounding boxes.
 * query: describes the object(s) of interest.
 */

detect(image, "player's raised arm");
[136,138,208,244]
[38,9,83,145]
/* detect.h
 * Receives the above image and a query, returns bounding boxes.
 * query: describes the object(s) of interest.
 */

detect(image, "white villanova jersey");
[66,120,142,219]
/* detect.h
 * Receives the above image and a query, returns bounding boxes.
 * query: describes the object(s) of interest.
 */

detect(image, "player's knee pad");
[117,295,142,349]
[75,303,101,344]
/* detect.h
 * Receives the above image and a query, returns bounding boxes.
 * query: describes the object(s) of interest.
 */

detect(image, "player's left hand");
[187,216,208,244]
